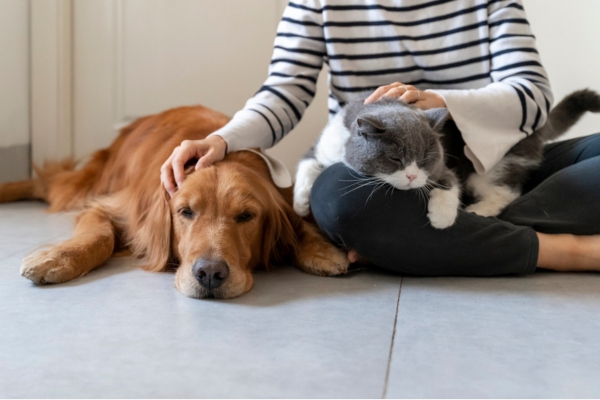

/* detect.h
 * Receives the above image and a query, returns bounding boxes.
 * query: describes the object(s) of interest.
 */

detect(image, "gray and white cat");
[294,90,600,229]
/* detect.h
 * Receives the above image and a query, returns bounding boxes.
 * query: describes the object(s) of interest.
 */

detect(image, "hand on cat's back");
[364,82,447,111]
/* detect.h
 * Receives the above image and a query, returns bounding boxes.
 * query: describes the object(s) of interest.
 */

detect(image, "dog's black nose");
[192,259,229,290]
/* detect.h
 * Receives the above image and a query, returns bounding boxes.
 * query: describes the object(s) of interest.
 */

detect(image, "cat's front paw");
[427,187,460,229]
[292,173,311,216]
[293,159,322,217]
[465,189,519,217]
[293,195,311,217]
[465,201,503,217]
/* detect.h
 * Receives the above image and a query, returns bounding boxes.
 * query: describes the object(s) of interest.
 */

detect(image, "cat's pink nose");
[406,174,417,182]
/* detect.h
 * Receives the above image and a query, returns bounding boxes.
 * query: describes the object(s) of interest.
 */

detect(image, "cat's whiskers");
[415,187,427,205]
[339,176,380,197]
[385,182,395,197]
[365,181,386,205]
[337,171,377,191]
[427,150,458,161]
[426,179,451,191]
[421,185,433,198]
[419,157,437,164]
[361,176,393,203]
[346,170,369,181]
[424,181,466,208]
[376,174,416,190]
[338,178,374,190]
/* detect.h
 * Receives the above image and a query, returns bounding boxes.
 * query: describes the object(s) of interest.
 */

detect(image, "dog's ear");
[130,185,173,272]
[261,184,302,267]
[235,152,302,267]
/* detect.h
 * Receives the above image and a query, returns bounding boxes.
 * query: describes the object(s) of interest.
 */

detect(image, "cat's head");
[343,99,449,190]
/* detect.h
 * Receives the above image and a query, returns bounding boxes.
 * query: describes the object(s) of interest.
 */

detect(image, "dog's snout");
[192,259,230,290]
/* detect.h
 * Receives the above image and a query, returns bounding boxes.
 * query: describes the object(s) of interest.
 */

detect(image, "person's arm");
[428,0,553,174]
[207,0,326,153]
[161,0,325,195]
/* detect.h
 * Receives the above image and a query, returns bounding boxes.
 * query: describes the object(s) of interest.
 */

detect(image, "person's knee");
[309,163,358,243]
[579,133,600,159]
[309,163,428,247]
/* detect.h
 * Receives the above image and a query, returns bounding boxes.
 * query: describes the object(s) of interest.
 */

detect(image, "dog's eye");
[235,211,254,223]
[179,207,194,219]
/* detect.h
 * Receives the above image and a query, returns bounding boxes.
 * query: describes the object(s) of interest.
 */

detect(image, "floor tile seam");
[381,277,402,399]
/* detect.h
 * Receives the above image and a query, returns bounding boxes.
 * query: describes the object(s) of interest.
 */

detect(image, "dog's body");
[0,105,348,298]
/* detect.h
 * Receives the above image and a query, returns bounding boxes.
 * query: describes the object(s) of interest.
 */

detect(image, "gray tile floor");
[1,202,599,398]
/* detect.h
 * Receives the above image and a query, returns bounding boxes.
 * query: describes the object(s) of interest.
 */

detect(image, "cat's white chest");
[314,110,351,167]
[293,110,351,216]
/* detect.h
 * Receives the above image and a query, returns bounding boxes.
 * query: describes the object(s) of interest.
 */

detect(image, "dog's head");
[139,151,302,299]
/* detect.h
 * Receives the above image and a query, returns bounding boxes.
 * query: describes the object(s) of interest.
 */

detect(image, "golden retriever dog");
[0,105,349,299]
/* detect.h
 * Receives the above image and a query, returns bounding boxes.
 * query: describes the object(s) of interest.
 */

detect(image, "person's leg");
[497,133,600,272]
[310,163,539,277]
[310,135,600,276]
[500,134,600,234]
[536,233,600,272]
[522,133,600,193]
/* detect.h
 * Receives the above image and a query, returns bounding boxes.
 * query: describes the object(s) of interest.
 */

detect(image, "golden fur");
[1,105,348,298]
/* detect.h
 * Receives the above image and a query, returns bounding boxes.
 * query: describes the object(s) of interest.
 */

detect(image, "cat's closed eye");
[388,156,403,164]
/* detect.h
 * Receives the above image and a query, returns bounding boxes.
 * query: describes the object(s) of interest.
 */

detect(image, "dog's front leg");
[295,221,349,276]
[21,207,116,284]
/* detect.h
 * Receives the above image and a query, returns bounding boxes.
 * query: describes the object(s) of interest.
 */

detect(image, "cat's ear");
[424,108,450,131]
[356,115,385,138]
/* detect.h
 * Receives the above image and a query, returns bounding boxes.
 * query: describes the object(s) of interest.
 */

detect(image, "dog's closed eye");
[235,211,254,223]
[179,207,195,219]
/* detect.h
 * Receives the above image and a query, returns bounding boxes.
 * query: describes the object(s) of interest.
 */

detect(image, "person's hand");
[364,82,446,110]
[160,135,228,197]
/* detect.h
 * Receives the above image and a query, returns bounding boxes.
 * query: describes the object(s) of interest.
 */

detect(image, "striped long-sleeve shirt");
[208,0,553,174]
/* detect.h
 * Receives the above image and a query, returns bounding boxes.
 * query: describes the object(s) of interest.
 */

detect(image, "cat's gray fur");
[293,89,600,228]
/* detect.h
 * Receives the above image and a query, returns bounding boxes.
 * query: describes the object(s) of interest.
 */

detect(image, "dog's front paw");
[21,248,79,285]
[427,187,459,229]
[297,240,349,277]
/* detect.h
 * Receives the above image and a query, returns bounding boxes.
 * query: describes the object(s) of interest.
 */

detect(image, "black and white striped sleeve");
[208,0,325,153]
[429,0,553,174]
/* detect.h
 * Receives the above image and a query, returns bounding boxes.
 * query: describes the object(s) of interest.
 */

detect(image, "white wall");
[523,0,600,140]
[0,0,29,148]
[68,0,329,173]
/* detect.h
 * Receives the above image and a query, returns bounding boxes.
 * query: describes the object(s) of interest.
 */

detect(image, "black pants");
[310,134,600,276]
